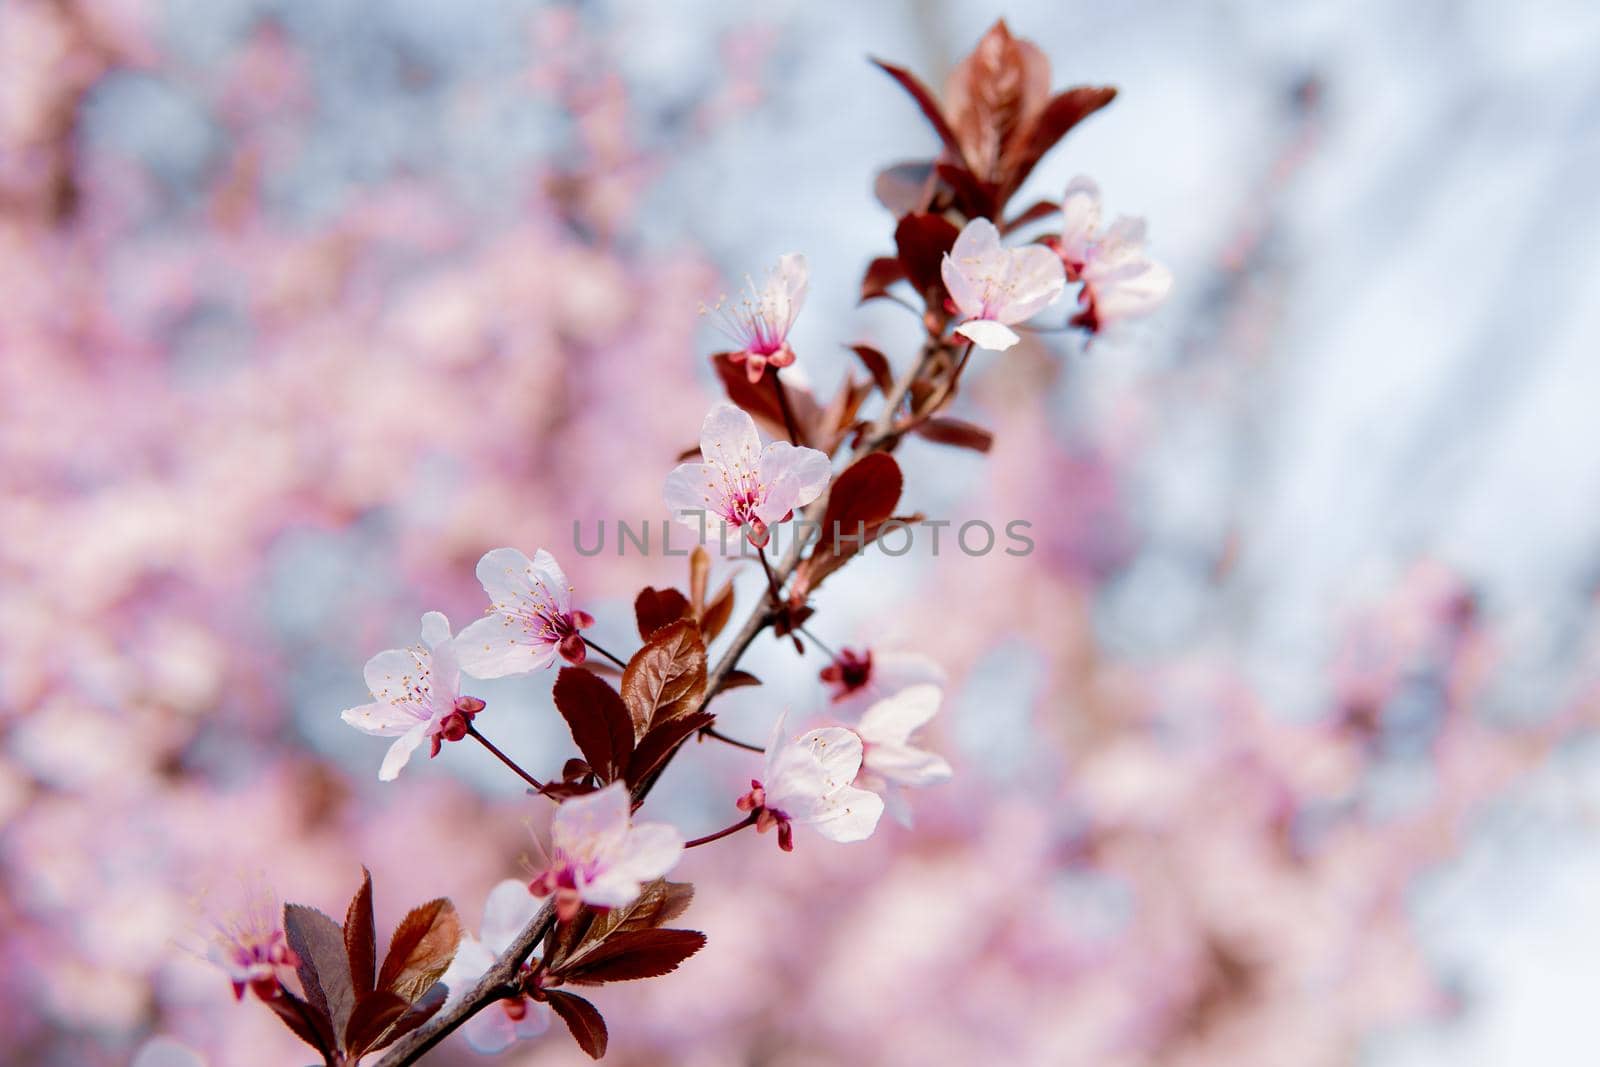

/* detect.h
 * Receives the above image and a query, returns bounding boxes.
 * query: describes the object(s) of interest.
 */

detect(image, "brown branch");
[376,337,949,1066]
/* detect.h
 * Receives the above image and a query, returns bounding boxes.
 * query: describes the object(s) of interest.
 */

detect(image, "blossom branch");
[465,724,546,793]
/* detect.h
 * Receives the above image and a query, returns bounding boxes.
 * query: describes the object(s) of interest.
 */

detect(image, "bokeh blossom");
[199,886,297,1002]
[456,548,595,676]
[940,217,1066,351]
[1048,175,1173,332]
[664,402,831,547]
[440,880,552,1054]
[530,783,685,921]
[848,684,953,826]
[821,646,947,713]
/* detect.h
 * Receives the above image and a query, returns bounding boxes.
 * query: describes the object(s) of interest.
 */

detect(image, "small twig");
[465,725,545,792]
[581,635,629,670]
[797,624,841,661]
[684,813,758,849]
[755,544,785,606]
[702,726,765,754]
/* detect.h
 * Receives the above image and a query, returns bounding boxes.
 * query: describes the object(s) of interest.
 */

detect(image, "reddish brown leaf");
[710,353,820,445]
[1003,198,1062,233]
[860,256,907,304]
[553,668,635,782]
[556,928,707,986]
[264,990,331,1054]
[873,160,937,217]
[688,546,710,618]
[1002,86,1118,196]
[701,577,735,642]
[719,669,762,692]
[634,586,691,640]
[345,868,376,998]
[626,710,715,795]
[544,990,608,1060]
[913,416,994,453]
[943,19,1051,183]
[283,904,350,1046]
[934,161,1000,222]
[849,344,895,396]
[344,990,409,1057]
[620,620,706,740]
[893,213,960,302]
[383,982,447,1045]
[869,59,964,163]
[377,898,461,1004]
[812,452,902,565]
[543,880,696,973]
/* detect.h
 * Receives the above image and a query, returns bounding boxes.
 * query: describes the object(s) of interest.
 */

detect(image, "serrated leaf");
[1001,86,1117,197]
[345,868,376,998]
[283,903,350,1047]
[870,58,964,163]
[383,982,448,1046]
[634,586,691,640]
[912,416,994,453]
[557,928,707,986]
[620,620,706,740]
[344,989,410,1057]
[626,711,715,795]
[544,879,696,973]
[377,898,461,1004]
[263,989,332,1054]
[544,990,608,1059]
[553,667,634,783]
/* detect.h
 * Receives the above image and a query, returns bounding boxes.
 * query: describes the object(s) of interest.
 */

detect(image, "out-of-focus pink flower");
[706,253,807,382]
[1050,176,1172,333]
[664,402,830,548]
[820,646,947,714]
[529,783,684,921]
[940,218,1066,351]
[440,879,551,1055]
[850,684,952,827]
[201,886,297,1002]
[739,714,884,851]
[342,612,480,781]
[456,548,595,676]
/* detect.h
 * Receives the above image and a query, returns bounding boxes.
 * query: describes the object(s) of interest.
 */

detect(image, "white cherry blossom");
[456,548,594,677]
[342,612,479,781]
[851,684,953,827]
[940,217,1066,351]
[1052,176,1172,332]
[740,713,884,850]
[706,252,808,383]
[440,880,551,1054]
[530,782,684,921]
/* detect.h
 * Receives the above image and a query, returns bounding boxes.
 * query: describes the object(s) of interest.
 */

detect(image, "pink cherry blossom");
[1049,175,1172,333]
[706,253,807,383]
[529,782,685,921]
[440,880,551,1054]
[940,217,1066,351]
[341,612,482,781]
[849,684,953,827]
[455,548,595,677]
[664,402,831,548]
[201,885,297,1002]
[820,646,947,714]
[739,713,884,850]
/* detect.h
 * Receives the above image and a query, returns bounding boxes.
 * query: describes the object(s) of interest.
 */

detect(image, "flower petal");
[378,724,429,781]
[439,934,497,1007]
[994,244,1066,324]
[462,1001,520,1054]
[664,461,725,523]
[552,781,631,859]
[857,683,942,746]
[455,615,558,678]
[341,700,421,738]
[420,611,452,649]
[954,319,1021,351]
[863,742,953,787]
[698,402,762,477]
[362,648,427,705]
[806,783,884,843]
[758,441,831,512]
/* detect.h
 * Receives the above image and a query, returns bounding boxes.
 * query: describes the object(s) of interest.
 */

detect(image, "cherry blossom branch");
[797,624,841,661]
[465,724,546,793]
[379,341,948,1066]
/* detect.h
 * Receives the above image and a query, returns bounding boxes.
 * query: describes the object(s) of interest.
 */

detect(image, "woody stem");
[684,812,759,849]
[771,372,801,445]
[465,724,545,792]
[581,635,629,670]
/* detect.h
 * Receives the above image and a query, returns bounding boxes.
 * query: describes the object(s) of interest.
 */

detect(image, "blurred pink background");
[6,2,1600,1065]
